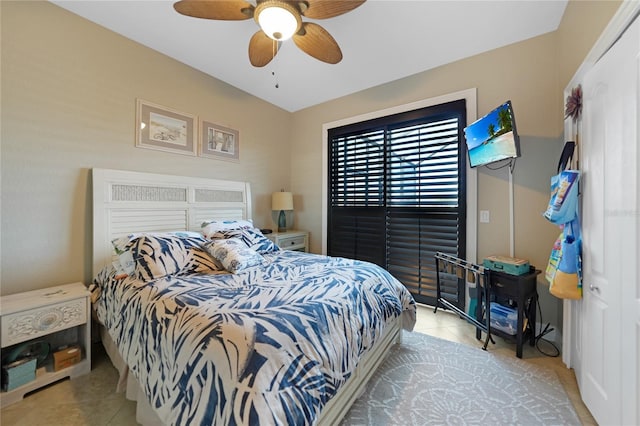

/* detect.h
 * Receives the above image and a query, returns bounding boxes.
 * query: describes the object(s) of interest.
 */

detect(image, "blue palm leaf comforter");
[92,250,416,425]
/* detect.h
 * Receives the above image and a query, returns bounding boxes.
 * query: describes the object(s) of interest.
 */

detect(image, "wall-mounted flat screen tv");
[464,100,521,168]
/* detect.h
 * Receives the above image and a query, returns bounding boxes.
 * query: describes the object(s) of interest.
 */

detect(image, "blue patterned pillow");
[132,235,222,281]
[111,231,204,255]
[201,219,254,238]
[208,228,279,254]
[202,238,265,273]
[111,231,207,278]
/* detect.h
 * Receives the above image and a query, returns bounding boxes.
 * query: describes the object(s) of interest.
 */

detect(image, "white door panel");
[582,277,609,396]
[581,82,605,276]
[582,67,619,426]
[580,14,638,426]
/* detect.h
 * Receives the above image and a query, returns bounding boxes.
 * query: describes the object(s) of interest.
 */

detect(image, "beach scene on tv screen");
[465,103,518,167]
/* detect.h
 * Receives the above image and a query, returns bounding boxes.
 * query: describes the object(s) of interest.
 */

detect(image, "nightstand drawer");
[279,235,306,248]
[266,230,308,252]
[490,271,537,299]
[1,298,87,347]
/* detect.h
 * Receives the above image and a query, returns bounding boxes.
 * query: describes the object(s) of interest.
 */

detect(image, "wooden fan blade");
[302,0,366,19]
[293,23,342,64]
[249,31,279,67]
[173,0,253,20]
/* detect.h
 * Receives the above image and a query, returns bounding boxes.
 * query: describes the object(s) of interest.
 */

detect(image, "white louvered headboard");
[92,168,252,276]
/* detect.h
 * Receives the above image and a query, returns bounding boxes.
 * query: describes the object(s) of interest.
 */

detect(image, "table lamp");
[272,191,293,232]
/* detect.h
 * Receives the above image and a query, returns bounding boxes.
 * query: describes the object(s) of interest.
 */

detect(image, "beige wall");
[557,0,623,89]
[1,0,621,331]
[1,1,291,294]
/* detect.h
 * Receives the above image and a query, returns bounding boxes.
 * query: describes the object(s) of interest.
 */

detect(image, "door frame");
[321,89,478,310]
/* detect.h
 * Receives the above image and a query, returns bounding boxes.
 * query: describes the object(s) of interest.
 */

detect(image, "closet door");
[580,14,638,425]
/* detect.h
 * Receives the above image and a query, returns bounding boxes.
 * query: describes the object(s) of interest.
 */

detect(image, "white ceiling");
[51,0,568,112]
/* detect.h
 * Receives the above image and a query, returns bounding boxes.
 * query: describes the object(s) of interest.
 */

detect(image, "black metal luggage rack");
[433,252,493,351]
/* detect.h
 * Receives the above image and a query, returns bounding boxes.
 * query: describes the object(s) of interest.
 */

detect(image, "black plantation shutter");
[328,100,466,307]
[329,129,386,266]
[386,116,465,305]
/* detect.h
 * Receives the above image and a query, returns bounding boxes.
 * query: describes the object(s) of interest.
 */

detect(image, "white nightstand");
[0,282,91,407]
[266,230,309,252]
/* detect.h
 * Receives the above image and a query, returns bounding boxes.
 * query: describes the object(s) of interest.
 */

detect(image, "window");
[328,100,467,307]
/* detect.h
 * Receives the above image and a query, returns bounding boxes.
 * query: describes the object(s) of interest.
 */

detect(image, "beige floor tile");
[106,400,139,426]
[1,396,128,426]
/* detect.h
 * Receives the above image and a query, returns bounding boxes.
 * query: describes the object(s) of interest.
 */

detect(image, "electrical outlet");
[480,210,490,223]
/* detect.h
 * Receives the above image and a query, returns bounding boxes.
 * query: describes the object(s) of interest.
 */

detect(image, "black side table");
[476,268,541,358]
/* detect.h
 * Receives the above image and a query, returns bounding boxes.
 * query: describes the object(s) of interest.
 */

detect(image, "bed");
[91,168,416,425]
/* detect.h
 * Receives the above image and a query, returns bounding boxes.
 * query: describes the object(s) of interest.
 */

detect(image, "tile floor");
[1,304,595,425]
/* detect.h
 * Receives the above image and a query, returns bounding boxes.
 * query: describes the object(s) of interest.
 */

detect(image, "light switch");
[480,210,490,223]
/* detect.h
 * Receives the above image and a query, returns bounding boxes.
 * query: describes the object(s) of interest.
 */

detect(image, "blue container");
[2,357,37,391]
[489,302,518,335]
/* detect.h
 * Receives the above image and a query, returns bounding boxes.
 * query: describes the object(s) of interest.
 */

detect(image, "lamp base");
[277,210,287,233]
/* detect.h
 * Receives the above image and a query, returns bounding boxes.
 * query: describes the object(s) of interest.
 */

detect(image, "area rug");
[341,332,580,425]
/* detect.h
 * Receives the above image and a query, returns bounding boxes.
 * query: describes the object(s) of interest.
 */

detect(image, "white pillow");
[202,238,265,273]
[201,219,254,238]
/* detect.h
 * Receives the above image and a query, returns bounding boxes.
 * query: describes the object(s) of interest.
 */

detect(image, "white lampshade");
[256,1,300,41]
[272,192,293,211]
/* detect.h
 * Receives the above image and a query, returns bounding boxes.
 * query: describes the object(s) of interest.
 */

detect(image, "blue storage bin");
[489,302,518,335]
[2,357,37,391]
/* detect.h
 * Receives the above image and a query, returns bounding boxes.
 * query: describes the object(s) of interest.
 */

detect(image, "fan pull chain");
[271,39,280,89]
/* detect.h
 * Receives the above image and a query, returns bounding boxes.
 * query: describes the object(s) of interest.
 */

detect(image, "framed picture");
[136,99,197,156]
[200,120,240,162]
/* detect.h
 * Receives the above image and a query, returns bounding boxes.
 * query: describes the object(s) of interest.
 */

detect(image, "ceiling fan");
[173,0,366,67]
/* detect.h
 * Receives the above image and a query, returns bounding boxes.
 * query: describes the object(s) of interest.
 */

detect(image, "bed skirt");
[99,326,163,425]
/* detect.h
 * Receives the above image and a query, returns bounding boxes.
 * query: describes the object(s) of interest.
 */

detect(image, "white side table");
[266,230,309,252]
[0,282,91,407]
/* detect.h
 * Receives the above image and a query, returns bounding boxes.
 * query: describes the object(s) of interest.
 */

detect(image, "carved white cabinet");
[0,282,91,407]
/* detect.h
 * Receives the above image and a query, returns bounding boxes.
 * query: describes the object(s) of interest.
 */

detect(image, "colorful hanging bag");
[548,219,583,299]
[543,142,580,225]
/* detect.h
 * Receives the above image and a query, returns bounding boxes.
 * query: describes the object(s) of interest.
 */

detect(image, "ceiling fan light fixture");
[255,1,301,41]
